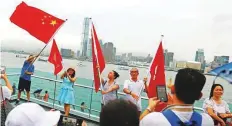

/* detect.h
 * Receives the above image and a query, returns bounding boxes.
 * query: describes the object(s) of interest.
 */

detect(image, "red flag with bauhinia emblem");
[148,41,167,111]
[48,39,63,75]
[92,23,105,73]
[91,32,101,92]
[91,23,106,92]
[10,2,65,44]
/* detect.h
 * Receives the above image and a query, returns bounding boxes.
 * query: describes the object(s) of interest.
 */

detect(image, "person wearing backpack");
[140,68,214,126]
[101,70,120,106]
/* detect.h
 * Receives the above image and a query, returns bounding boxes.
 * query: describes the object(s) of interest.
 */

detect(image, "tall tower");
[80,17,91,57]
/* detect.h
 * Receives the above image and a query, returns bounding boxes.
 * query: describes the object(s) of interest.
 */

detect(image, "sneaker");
[15,99,20,105]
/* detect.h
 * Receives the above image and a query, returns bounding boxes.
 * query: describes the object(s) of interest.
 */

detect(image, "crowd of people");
[1,55,232,126]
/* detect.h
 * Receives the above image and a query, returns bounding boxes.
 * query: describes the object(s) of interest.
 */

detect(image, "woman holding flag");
[101,70,120,107]
[58,68,76,116]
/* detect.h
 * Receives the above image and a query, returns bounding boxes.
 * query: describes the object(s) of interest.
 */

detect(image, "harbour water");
[1,52,232,116]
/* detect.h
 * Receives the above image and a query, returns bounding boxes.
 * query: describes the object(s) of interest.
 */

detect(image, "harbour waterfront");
[1,52,232,116]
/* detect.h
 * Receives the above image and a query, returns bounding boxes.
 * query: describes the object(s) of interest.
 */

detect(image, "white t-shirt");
[203,98,230,114]
[123,79,144,111]
[140,110,214,126]
[0,86,12,101]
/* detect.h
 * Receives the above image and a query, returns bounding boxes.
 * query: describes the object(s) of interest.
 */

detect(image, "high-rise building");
[164,49,174,67]
[214,56,229,66]
[167,52,174,66]
[80,17,90,57]
[86,38,92,57]
[121,53,127,61]
[195,49,205,70]
[113,47,116,61]
[128,53,133,61]
[61,48,72,58]
[103,42,114,62]
[76,50,80,57]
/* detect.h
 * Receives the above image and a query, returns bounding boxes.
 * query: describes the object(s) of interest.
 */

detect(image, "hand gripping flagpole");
[23,19,67,75]
[137,35,164,101]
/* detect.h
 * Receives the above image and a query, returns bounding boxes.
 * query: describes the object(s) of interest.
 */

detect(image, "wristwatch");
[129,91,132,95]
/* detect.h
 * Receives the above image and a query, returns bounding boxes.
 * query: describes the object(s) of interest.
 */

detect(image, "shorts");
[18,77,31,92]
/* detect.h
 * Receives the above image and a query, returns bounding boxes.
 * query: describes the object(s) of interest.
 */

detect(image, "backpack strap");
[162,110,202,126]
[163,110,181,126]
[189,111,202,126]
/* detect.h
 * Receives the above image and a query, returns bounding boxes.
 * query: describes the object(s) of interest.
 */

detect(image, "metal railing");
[7,73,205,123]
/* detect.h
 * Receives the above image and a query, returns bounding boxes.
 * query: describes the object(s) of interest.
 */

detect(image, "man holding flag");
[123,67,148,115]
[16,55,38,104]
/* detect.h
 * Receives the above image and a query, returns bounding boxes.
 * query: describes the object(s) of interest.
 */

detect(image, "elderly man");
[123,67,148,115]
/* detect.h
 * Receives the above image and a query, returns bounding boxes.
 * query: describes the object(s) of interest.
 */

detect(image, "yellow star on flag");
[50,20,57,26]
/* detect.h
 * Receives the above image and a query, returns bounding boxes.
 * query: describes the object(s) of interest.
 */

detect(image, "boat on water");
[77,62,86,67]
[118,66,130,70]
[38,58,48,62]
[15,54,26,58]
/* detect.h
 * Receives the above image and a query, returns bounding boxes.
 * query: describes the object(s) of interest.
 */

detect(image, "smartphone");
[58,115,83,126]
[156,85,168,102]
[1,66,6,74]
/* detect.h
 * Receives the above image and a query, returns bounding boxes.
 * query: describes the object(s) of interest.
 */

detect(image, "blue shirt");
[20,61,34,81]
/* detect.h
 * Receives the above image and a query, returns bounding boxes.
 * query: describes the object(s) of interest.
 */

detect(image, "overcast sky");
[1,0,232,62]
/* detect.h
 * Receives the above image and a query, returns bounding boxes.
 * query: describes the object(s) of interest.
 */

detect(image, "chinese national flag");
[148,41,167,111]
[91,24,105,92]
[48,39,63,75]
[10,2,65,44]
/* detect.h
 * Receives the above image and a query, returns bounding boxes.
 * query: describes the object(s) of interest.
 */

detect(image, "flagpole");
[24,19,68,74]
[53,75,57,108]
[137,35,164,99]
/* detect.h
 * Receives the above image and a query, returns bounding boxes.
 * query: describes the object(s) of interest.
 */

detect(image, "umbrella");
[209,62,232,84]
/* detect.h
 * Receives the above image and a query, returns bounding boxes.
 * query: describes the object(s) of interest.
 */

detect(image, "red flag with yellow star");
[10,2,65,44]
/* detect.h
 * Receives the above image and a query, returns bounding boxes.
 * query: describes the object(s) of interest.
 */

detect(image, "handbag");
[1,86,14,126]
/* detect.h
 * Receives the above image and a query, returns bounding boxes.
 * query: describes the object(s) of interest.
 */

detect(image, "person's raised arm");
[140,97,160,120]
[1,74,13,92]
[60,71,67,79]
[67,75,77,83]
[143,77,148,93]
[105,84,119,93]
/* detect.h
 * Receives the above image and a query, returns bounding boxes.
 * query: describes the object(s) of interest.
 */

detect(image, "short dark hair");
[100,99,139,126]
[174,68,206,104]
[81,102,85,105]
[112,70,120,79]
[45,91,48,93]
[209,84,224,99]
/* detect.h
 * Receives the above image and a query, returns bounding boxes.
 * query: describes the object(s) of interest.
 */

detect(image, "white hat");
[5,103,60,126]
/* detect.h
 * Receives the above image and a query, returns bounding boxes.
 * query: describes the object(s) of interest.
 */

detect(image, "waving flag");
[91,23,105,92]
[147,40,167,112]
[209,62,232,84]
[148,41,166,98]
[10,2,65,44]
[48,39,63,75]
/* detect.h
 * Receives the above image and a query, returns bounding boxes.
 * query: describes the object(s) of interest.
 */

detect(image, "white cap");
[5,103,60,126]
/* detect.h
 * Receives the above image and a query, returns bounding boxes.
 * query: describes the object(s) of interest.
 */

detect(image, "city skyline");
[1,0,232,62]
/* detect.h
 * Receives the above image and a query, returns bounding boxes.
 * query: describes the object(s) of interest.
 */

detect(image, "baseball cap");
[5,103,60,126]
